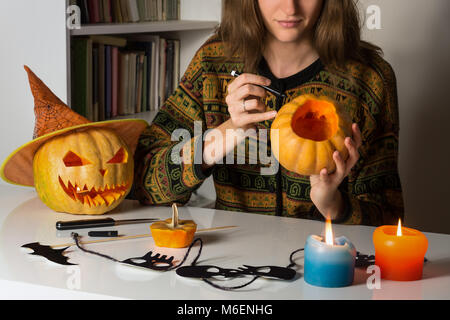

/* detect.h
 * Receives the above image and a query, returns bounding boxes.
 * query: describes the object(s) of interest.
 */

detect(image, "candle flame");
[397,218,402,236]
[325,218,334,246]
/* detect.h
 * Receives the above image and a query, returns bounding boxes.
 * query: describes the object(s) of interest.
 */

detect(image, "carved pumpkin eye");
[63,151,92,167]
[107,147,128,164]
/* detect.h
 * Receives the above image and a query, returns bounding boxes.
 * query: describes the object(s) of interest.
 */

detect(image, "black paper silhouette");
[355,251,376,268]
[176,264,296,280]
[21,242,76,266]
[121,251,176,271]
[355,251,427,268]
[21,236,302,291]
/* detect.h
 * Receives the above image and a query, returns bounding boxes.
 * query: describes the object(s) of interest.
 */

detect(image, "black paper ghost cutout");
[121,251,176,271]
[176,264,296,280]
[21,242,76,266]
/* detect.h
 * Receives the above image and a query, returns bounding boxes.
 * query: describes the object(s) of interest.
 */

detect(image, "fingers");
[338,123,362,176]
[319,168,330,183]
[240,110,277,125]
[235,84,267,102]
[226,96,268,116]
[314,124,363,188]
[345,124,362,161]
[333,151,346,178]
[240,98,266,113]
[352,123,362,148]
[343,137,358,170]
[227,73,271,93]
[226,73,275,129]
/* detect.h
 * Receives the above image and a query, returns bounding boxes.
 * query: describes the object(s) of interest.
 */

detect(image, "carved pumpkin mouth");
[58,176,129,207]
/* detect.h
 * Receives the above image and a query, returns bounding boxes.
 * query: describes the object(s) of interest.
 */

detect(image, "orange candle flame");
[397,219,402,236]
[325,218,334,246]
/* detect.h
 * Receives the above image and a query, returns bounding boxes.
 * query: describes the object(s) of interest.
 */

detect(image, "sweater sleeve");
[337,61,404,226]
[131,47,211,205]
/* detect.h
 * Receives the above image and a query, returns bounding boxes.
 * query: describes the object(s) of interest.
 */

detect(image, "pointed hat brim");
[0,119,148,187]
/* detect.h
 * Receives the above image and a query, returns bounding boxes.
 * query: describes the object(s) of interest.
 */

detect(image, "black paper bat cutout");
[21,242,77,266]
[176,264,296,280]
[121,251,176,271]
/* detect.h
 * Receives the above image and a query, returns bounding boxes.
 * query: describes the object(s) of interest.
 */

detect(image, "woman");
[131,0,404,226]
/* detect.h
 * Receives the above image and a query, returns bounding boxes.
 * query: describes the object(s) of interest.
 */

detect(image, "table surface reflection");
[0,184,449,300]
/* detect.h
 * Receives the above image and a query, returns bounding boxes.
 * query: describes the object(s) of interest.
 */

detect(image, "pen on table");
[230,70,286,98]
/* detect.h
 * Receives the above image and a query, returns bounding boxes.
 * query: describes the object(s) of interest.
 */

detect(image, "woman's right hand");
[202,73,278,170]
[225,73,277,131]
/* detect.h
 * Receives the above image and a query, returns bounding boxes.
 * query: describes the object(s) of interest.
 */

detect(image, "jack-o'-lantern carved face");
[33,128,134,215]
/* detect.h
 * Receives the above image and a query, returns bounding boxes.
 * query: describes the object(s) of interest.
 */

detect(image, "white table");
[0,184,449,300]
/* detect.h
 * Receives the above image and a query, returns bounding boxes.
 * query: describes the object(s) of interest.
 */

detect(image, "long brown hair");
[217,0,382,72]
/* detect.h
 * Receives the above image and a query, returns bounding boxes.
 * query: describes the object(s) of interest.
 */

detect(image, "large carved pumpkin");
[33,127,133,215]
[270,94,352,175]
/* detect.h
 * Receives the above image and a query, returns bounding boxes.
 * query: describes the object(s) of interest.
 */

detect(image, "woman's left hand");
[309,123,362,220]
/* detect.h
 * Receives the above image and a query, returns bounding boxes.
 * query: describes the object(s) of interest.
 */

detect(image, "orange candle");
[373,220,428,281]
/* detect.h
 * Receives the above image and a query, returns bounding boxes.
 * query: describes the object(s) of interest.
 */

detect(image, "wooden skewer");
[169,203,179,229]
[51,225,238,249]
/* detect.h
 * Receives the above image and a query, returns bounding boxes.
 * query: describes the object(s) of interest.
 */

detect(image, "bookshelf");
[70,20,219,36]
[66,0,220,123]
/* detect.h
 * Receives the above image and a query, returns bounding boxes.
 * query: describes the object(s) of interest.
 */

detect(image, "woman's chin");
[271,33,307,44]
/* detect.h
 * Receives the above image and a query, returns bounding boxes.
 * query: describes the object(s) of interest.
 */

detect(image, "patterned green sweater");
[131,36,404,226]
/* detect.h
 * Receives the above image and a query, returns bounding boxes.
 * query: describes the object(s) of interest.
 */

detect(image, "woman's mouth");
[277,20,302,28]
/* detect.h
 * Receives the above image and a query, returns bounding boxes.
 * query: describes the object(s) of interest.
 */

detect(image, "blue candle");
[304,234,356,287]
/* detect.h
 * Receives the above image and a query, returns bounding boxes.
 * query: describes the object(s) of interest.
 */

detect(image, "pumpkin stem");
[170,203,179,229]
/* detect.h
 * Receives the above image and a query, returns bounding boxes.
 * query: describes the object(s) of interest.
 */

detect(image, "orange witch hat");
[25,65,91,138]
[0,66,148,187]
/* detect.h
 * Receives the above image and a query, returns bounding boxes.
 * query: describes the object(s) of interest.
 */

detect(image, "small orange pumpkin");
[150,204,197,248]
[270,94,352,175]
[33,127,133,215]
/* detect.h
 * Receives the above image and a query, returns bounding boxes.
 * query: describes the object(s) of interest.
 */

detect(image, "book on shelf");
[127,34,160,111]
[111,46,119,117]
[71,37,92,119]
[136,52,145,113]
[75,0,180,24]
[103,0,112,23]
[71,34,180,121]
[98,42,105,120]
[77,0,90,24]
[105,45,112,119]
[118,51,129,116]
[92,44,99,121]
[158,38,166,108]
[128,52,136,115]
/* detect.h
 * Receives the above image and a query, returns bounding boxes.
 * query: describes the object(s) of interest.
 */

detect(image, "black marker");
[231,70,286,98]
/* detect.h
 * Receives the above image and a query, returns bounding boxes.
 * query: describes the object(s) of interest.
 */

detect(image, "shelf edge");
[70,20,219,36]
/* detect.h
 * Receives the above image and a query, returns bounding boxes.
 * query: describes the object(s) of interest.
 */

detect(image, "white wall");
[359,0,450,233]
[178,0,222,78]
[0,0,67,183]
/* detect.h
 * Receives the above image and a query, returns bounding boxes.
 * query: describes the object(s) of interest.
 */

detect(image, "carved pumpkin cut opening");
[291,99,339,141]
[107,147,128,164]
[58,176,130,207]
[63,151,92,167]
